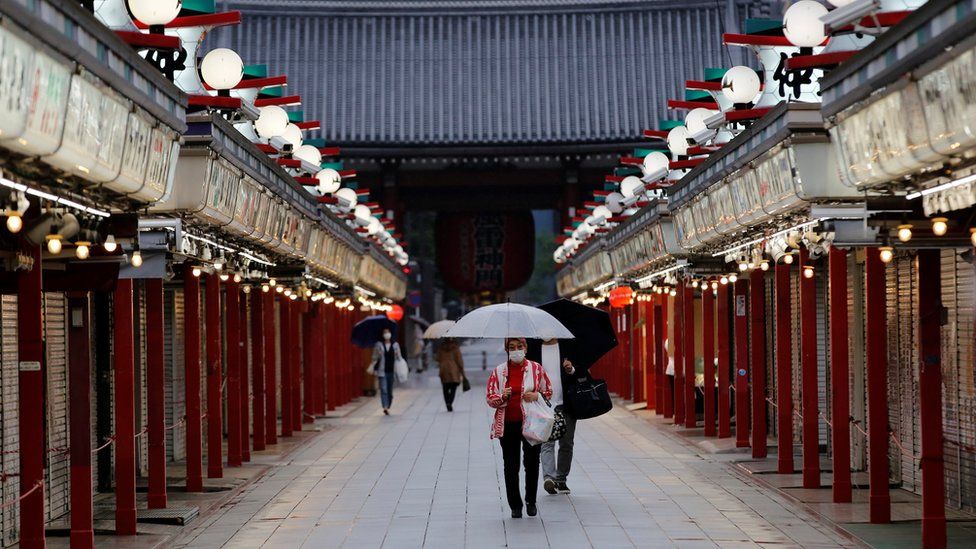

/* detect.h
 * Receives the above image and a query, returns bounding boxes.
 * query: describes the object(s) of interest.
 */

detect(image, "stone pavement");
[171,344,859,549]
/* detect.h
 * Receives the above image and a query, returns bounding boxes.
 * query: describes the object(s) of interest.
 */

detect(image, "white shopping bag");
[521,398,555,445]
[394,357,409,383]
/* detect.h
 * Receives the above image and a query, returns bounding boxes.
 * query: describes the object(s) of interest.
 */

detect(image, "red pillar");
[660,296,672,418]
[280,298,293,437]
[226,282,242,466]
[317,304,328,415]
[263,291,277,445]
[184,267,203,492]
[734,279,750,448]
[864,247,891,523]
[800,249,820,488]
[240,291,250,462]
[673,287,685,425]
[68,292,94,549]
[114,279,137,535]
[717,282,731,439]
[146,279,167,508]
[703,285,715,436]
[653,297,665,416]
[326,304,337,411]
[18,244,45,547]
[828,247,852,503]
[205,274,222,478]
[251,290,266,451]
[775,263,794,474]
[683,285,696,428]
[303,305,315,424]
[291,302,302,430]
[750,270,767,459]
[644,299,654,409]
[917,249,946,548]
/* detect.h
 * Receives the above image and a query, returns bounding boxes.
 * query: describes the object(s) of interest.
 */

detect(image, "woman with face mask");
[370,328,403,415]
[485,338,552,518]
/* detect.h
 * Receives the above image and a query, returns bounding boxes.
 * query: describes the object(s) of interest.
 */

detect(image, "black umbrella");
[536,299,617,374]
[351,315,398,349]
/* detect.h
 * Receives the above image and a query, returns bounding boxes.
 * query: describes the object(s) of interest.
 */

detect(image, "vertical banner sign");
[735,295,746,317]
[435,211,535,294]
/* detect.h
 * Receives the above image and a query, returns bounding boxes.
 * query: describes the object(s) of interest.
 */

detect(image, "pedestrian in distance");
[370,328,403,415]
[486,337,552,518]
[436,338,467,412]
[534,338,578,495]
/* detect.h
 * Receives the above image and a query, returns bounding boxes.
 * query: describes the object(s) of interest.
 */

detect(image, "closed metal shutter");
[764,275,775,436]
[135,284,149,477]
[165,289,186,461]
[791,269,802,445]
[848,251,868,472]
[884,254,921,490]
[1,296,20,546]
[815,267,830,447]
[43,293,70,521]
[941,250,976,512]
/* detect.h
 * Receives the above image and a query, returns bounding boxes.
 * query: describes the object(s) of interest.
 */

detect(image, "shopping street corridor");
[172,341,856,549]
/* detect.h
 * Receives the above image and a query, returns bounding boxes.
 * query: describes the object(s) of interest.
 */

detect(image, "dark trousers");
[499,421,541,511]
[442,382,459,407]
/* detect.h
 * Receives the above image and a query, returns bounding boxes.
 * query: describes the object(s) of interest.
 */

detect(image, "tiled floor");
[171,344,858,549]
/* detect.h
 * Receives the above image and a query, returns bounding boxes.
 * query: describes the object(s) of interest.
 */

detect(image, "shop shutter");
[884,254,921,491]
[135,284,149,476]
[848,252,868,472]
[941,250,976,512]
[816,267,830,447]
[0,296,20,546]
[763,275,775,436]
[165,288,186,461]
[43,293,70,521]
[791,269,802,445]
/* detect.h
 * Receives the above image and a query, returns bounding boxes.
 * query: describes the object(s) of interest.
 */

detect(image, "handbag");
[394,357,409,383]
[564,375,613,420]
[548,403,568,441]
[462,377,471,392]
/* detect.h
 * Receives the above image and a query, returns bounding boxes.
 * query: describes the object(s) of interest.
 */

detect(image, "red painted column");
[18,244,46,547]
[114,279,137,535]
[673,287,685,425]
[703,285,715,436]
[750,269,767,459]
[653,297,665,416]
[800,249,820,488]
[864,247,891,523]
[733,279,750,448]
[775,263,794,474]
[205,274,222,478]
[263,291,277,445]
[303,305,315,424]
[917,249,946,548]
[291,302,302,430]
[251,290,266,451]
[326,305,337,411]
[280,297,293,437]
[146,279,167,508]
[683,285,696,428]
[644,299,654,410]
[660,296,672,418]
[68,292,94,549]
[240,290,250,462]
[828,247,852,503]
[317,304,328,415]
[184,267,203,492]
[717,282,731,439]
[226,282,242,466]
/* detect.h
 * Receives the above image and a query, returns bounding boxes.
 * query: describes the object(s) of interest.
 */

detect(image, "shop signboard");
[918,45,976,157]
[0,26,33,141]
[2,47,70,156]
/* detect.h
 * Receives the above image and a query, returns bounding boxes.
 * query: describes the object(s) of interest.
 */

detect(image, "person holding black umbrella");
[370,328,403,415]
[533,339,579,495]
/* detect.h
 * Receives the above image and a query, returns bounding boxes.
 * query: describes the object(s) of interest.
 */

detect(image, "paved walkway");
[172,343,857,549]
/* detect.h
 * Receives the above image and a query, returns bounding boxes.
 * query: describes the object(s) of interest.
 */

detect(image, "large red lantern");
[386,304,404,321]
[609,286,634,309]
[435,211,535,293]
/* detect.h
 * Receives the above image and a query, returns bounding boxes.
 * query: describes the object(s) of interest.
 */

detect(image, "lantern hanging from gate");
[609,286,634,308]
[386,304,404,322]
[435,211,535,294]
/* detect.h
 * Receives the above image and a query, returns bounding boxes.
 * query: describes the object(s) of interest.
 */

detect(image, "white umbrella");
[423,320,456,339]
[445,303,574,340]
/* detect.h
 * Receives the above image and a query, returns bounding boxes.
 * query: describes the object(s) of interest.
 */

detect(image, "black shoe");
[526,503,537,517]
[383,409,389,415]
[543,478,557,495]
[511,508,522,518]
[446,404,453,412]
[556,482,570,493]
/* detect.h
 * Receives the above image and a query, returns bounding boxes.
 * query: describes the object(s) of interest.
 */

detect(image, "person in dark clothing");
[436,339,466,411]
[370,329,403,415]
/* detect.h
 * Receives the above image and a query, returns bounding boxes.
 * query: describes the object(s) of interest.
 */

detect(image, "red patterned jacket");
[485,360,552,439]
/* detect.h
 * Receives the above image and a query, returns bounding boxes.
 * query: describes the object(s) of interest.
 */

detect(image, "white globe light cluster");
[293,144,322,166]
[127,0,182,26]
[315,168,342,195]
[255,106,289,139]
[200,48,244,91]
[667,126,691,157]
[721,66,761,104]
[685,107,717,137]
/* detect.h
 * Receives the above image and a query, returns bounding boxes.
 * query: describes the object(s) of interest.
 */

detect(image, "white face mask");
[508,349,526,364]
[383,333,392,341]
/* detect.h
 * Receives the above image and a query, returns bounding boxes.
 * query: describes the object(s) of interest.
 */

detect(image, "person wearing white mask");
[370,328,403,415]
[536,339,576,495]
[486,337,552,518]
